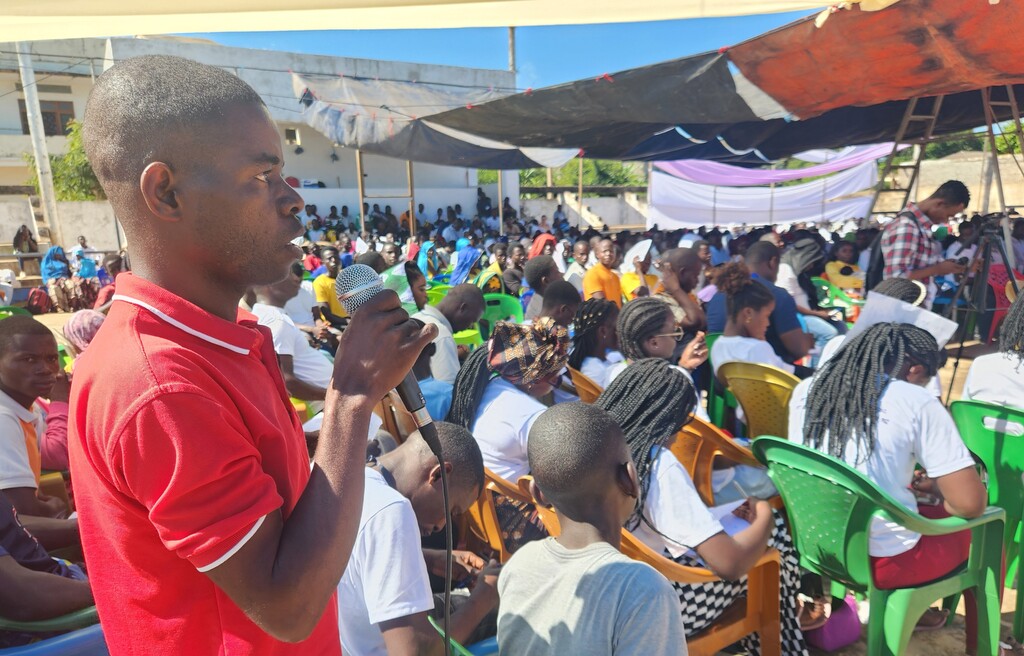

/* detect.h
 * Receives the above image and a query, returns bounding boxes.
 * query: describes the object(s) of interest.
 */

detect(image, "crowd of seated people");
[5,176,1024,655]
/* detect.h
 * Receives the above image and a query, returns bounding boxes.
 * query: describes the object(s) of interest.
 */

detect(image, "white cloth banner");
[647,162,877,228]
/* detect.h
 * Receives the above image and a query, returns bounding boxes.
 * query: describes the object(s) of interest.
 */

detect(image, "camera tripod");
[942,215,1021,404]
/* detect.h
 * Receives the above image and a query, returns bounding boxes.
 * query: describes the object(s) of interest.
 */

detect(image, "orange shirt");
[583,264,623,307]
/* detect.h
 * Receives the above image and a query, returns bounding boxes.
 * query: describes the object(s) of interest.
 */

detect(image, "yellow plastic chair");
[567,367,603,404]
[39,470,70,511]
[520,475,782,656]
[718,362,800,439]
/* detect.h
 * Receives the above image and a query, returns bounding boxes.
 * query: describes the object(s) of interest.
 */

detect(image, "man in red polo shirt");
[70,55,435,655]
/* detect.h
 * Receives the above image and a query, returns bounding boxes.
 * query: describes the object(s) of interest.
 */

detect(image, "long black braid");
[568,298,616,371]
[803,322,944,464]
[617,297,673,362]
[999,292,1024,364]
[445,347,494,429]
[594,359,698,534]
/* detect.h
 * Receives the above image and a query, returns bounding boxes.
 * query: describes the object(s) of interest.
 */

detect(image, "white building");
[0,37,517,249]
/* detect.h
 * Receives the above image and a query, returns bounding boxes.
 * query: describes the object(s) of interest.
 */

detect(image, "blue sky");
[186,10,816,91]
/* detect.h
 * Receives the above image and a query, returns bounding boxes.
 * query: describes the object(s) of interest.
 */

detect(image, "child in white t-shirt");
[963,292,1024,409]
[567,298,620,389]
[789,322,986,626]
[596,359,810,656]
[709,262,795,384]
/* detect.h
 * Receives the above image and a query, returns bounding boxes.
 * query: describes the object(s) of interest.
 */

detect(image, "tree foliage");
[478,159,645,192]
[24,120,105,201]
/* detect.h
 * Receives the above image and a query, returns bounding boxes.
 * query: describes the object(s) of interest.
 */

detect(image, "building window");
[19,100,76,136]
[284,128,300,145]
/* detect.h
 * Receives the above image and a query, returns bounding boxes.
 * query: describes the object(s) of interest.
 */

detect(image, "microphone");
[335,264,454,656]
[334,265,442,460]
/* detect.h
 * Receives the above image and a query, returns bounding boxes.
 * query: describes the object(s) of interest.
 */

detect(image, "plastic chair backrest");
[670,416,762,506]
[718,362,800,439]
[752,435,932,591]
[567,367,602,403]
[453,325,484,350]
[464,468,534,563]
[426,288,447,306]
[479,294,525,339]
[951,400,1024,571]
[0,606,98,633]
[0,305,30,317]
[428,616,498,656]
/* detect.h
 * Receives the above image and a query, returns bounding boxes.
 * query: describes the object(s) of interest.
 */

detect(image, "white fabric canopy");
[3,0,839,41]
[648,162,877,228]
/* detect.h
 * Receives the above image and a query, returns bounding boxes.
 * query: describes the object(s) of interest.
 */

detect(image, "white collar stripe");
[112,294,251,356]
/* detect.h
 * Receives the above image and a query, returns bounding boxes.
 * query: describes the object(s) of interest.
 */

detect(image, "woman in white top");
[710,262,796,385]
[597,359,809,656]
[963,292,1024,409]
[566,298,620,389]
[789,322,986,616]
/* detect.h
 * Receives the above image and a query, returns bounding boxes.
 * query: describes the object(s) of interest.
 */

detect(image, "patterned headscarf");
[63,309,105,353]
[487,317,569,386]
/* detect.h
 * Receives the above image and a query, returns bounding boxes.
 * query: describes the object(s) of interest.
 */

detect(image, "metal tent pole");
[17,42,61,246]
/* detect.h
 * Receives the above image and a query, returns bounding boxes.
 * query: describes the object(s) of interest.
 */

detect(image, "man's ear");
[139,161,183,222]
[429,462,454,484]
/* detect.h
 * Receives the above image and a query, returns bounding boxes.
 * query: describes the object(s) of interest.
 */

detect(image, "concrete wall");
[54,201,123,251]
[522,194,648,228]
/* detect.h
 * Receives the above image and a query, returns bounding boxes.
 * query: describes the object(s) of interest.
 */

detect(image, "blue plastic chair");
[0,624,107,655]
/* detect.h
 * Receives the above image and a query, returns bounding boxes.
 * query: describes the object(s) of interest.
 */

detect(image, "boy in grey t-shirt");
[496,403,686,655]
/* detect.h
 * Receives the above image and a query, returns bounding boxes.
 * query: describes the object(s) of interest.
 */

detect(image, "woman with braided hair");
[789,322,986,604]
[963,290,1024,407]
[566,298,620,388]
[709,262,796,386]
[596,359,810,655]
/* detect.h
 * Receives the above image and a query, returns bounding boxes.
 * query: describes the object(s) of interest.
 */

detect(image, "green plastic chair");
[454,325,484,350]
[704,333,739,433]
[426,284,452,307]
[951,399,1024,639]
[428,616,498,656]
[0,606,98,633]
[0,306,31,317]
[479,293,525,340]
[752,436,1004,656]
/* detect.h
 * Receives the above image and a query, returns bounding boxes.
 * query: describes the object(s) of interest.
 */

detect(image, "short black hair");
[355,251,387,274]
[83,55,265,211]
[290,261,305,278]
[320,246,340,258]
[0,316,56,356]
[524,255,557,291]
[541,280,581,311]
[930,180,971,208]
[528,402,625,510]
[745,241,779,266]
[433,421,485,496]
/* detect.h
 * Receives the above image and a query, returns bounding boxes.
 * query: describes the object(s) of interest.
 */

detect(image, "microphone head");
[335,264,384,315]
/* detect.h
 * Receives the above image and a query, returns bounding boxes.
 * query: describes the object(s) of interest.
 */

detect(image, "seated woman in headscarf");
[824,240,864,291]
[449,244,483,286]
[417,240,440,279]
[42,246,98,312]
[62,309,106,371]
[527,233,556,261]
[620,239,660,300]
[447,319,569,551]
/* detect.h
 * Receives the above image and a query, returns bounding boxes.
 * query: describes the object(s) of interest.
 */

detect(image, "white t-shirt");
[631,447,726,559]
[337,468,434,656]
[412,305,460,385]
[471,377,546,482]
[962,352,1024,408]
[776,263,809,309]
[944,241,977,262]
[251,303,334,390]
[0,389,43,490]
[710,335,795,378]
[580,356,615,390]
[284,287,317,327]
[788,378,976,556]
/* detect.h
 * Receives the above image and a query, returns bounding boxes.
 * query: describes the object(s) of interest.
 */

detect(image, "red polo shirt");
[68,274,340,655]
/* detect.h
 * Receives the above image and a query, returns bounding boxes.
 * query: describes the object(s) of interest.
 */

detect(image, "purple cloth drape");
[655,143,901,186]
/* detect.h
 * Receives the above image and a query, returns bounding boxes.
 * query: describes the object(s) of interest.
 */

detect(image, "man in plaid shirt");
[881,180,970,307]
